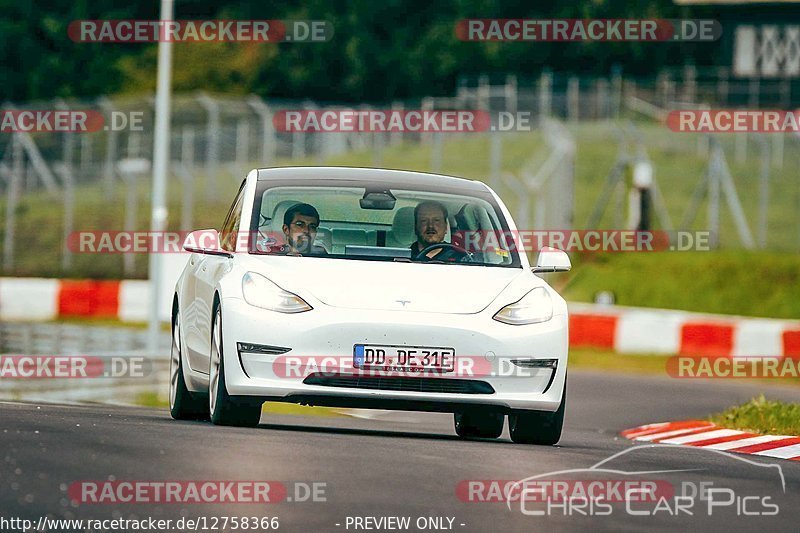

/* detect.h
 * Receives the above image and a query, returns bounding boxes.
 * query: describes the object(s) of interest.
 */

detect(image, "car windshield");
[249,180,520,268]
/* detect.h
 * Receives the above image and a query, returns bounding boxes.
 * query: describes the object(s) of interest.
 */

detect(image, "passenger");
[281,203,327,255]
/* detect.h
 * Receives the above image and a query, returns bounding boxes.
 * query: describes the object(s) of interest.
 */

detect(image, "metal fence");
[1,67,799,278]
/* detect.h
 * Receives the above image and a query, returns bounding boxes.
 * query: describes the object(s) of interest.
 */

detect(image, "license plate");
[353,344,456,373]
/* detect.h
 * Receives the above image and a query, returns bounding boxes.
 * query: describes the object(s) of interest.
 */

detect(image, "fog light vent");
[237,342,291,355]
[510,358,558,369]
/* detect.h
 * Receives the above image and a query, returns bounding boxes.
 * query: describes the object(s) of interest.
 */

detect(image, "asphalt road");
[2,370,800,533]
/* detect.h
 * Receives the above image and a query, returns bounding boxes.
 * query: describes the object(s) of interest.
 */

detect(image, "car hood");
[244,256,526,314]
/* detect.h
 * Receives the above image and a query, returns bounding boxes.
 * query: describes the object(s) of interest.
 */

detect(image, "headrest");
[391,206,416,245]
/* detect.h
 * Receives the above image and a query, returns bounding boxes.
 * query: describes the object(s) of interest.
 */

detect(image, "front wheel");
[508,376,566,445]
[454,410,505,439]
[169,311,209,420]
[209,306,263,427]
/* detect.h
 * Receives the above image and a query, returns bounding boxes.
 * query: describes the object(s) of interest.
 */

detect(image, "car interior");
[254,187,511,265]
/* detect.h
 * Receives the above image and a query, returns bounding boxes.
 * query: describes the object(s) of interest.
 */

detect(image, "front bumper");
[220,296,568,412]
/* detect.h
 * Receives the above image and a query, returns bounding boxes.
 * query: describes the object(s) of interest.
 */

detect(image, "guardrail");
[0,322,169,405]
[0,321,168,354]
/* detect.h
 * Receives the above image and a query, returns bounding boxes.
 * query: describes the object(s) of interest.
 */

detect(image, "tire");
[454,410,505,439]
[209,306,263,427]
[508,376,566,445]
[169,311,209,420]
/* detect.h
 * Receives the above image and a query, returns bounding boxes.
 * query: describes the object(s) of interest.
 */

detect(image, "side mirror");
[183,229,232,257]
[532,246,571,273]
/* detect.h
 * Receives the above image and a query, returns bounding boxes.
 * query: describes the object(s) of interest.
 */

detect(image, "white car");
[170,167,570,444]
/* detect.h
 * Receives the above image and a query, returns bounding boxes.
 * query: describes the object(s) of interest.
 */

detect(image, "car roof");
[255,166,489,193]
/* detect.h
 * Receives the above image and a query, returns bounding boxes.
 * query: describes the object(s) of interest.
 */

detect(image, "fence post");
[56,99,75,271]
[595,78,609,120]
[716,67,729,106]
[292,102,308,160]
[611,66,622,118]
[98,97,117,200]
[247,96,275,167]
[489,131,501,190]
[735,132,747,164]
[80,134,93,176]
[235,118,250,171]
[708,143,721,248]
[656,71,674,109]
[389,101,404,146]
[198,93,220,200]
[373,132,384,167]
[3,135,23,272]
[539,70,552,118]
[757,136,770,248]
[181,126,195,231]
[431,133,443,173]
[478,74,490,111]
[567,77,579,123]
[682,64,697,104]
[116,162,151,277]
[128,131,141,158]
[772,133,784,170]
[505,74,518,114]
[697,104,710,157]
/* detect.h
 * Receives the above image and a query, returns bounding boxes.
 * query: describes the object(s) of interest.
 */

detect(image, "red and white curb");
[622,421,800,461]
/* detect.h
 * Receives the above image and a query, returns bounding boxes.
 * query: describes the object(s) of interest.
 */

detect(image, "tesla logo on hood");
[396,300,411,307]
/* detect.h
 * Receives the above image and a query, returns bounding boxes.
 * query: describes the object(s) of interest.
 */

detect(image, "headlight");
[493,287,553,325]
[242,272,312,313]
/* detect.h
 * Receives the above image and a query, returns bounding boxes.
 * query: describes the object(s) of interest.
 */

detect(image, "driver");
[280,203,327,255]
[410,201,468,262]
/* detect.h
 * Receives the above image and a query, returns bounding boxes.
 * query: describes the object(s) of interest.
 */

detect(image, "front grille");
[303,373,495,394]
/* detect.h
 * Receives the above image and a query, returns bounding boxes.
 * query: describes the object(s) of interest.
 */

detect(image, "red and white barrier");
[568,303,800,358]
[1,277,798,358]
[0,278,149,322]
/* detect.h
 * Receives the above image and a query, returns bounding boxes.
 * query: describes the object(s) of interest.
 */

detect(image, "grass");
[569,348,672,375]
[560,250,800,319]
[46,317,149,329]
[710,395,800,436]
[569,348,800,393]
